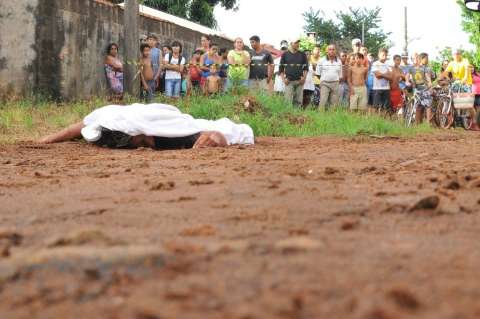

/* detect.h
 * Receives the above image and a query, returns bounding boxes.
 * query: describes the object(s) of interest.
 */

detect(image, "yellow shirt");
[309,55,321,85]
[446,59,472,85]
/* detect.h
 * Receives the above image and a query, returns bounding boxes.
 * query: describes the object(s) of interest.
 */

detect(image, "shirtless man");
[205,64,221,96]
[140,44,155,103]
[348,53,369,111]
[390,55,406,111]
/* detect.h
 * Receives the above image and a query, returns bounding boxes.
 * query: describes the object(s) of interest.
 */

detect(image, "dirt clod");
[409,196,440,212]
[150,181,175,191]
[388,288,421,311]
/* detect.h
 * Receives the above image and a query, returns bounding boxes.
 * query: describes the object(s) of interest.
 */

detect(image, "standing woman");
[227,38,251,89]
[199,44,220,94]
[104,43,124,100]
[197,34,211,53]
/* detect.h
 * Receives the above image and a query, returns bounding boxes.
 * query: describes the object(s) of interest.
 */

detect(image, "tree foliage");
[110,0,238,28]
[303,6,391,56]
[456,0,480,67]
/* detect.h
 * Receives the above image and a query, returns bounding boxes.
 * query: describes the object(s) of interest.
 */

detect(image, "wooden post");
[124,0,140,97]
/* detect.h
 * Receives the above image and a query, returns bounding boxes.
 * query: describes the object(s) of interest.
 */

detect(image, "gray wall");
[0,0,233,100]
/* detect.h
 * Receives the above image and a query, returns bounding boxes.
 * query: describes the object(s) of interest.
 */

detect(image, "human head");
[249,35,261,50]
[378,48,388,62]
[218,47,227,58]
[340,50,348,63]
[354,53,364,66]
[210,63,218,73]
[367,53,374,62]
[209,43,219,55]
[327,44,337,59]
[106,43,119,57]
[140,43,151,57]
[290,38,300,51]
[393,54,401,67]
[312,45,321,57]
[412,52,419,65]
[360,46,369,56]
[193,49,202,60]
[420,52,429,65]
[162,45,172,55]
[201,35,211,49]
[171,40,182,54]
[352,38,362,52]
[454,48,463,62]
[280,40,289,51]
[234,38,245,51]
[401,52,409,64]
[146,34,158,48]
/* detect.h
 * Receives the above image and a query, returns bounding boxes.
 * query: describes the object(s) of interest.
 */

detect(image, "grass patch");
[0,92,433,144]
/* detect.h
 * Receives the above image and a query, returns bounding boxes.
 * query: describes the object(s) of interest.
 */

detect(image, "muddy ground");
[1,133,480,319]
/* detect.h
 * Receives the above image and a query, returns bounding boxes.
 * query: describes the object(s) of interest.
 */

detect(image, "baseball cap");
[280,40,289,49]
[401,52,409,58]
[289,37,301,44]
[352,38,361,46]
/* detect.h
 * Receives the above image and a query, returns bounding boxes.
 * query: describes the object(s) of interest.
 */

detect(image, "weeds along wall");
[0,0,233,101]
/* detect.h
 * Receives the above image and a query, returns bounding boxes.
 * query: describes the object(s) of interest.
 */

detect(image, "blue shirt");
[150,47,161,75]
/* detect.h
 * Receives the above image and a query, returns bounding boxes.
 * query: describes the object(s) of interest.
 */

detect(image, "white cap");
[352,38,362,46]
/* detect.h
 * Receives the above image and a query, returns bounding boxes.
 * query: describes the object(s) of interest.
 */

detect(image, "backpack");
[166,53,185,78]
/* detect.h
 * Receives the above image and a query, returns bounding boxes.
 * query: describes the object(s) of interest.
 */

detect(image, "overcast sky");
[214,0,474,58]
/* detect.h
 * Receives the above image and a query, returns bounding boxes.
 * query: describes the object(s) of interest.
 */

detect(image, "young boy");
[205,64,221,96]
[146,35,161,92]
[162,41,186,99]
[348,53,369,112]
[371,48,392,113]
[140,44,155,103]
[187,49,203,96]
[390,55,406,112]
[412,53,433,124]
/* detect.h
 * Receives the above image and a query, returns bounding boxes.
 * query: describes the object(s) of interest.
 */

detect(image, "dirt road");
[1,133,480,319]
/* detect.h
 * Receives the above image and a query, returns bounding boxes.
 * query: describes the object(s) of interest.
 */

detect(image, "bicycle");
[403,88,431,127]
[435,81,474,130]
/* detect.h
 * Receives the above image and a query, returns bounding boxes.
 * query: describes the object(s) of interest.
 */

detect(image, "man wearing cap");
[316,44,342,110]
[444,49,473,92]
[279,38,309,106]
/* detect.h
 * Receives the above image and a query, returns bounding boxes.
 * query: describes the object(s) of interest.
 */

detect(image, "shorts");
[153,133,201,150]
[94,127,133,149]
[372,89,391,110]
[390,88,403,110]
[350,86,368,110]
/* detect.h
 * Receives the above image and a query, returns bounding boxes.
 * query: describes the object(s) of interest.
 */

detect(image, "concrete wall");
[0,0,233,100]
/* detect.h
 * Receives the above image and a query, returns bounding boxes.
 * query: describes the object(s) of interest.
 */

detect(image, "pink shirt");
[473,73,480,95]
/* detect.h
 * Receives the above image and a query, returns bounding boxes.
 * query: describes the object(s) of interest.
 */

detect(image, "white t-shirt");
[371,61,390,90]
[315,58,342,82]
[164,54,186,80]
[274,56,285,92]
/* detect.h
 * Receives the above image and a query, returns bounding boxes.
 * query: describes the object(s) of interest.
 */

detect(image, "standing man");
[147,35,161,95]
[249,35,274,92]
[316,44,342,110]
[371,48,392,113]
[339,50,350,107]
[279,38,308,106]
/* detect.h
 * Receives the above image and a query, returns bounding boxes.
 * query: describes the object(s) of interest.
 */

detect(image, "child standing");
[348,53,369,112]
[140,44,155,103]
[205,64,221,96]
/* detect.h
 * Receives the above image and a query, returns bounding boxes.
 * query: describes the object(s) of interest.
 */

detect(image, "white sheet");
[81,103,254,145]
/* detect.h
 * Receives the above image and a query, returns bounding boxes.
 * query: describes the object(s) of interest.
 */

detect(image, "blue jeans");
[165,79,182,97]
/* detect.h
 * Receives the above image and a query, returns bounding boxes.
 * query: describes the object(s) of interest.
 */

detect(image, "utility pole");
[403,6,408,56]
[361,20,365,45]
[124,0,140,97]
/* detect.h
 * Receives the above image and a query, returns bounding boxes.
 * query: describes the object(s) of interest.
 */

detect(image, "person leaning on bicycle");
[410,53,434,124]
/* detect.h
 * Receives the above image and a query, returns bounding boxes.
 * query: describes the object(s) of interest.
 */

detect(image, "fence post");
[124,0,140,97]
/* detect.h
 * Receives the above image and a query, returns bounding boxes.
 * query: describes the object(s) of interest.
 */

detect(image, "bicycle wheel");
[404,100,416,127]
[438,99,454,129]
[460,110,474,130]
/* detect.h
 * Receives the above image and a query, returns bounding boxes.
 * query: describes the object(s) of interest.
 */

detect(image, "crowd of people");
[104,34,480,127]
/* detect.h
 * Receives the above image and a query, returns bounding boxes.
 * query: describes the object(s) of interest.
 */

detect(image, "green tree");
[110,0,238,28]
[456,0,480,67]
[303,6,391,56]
